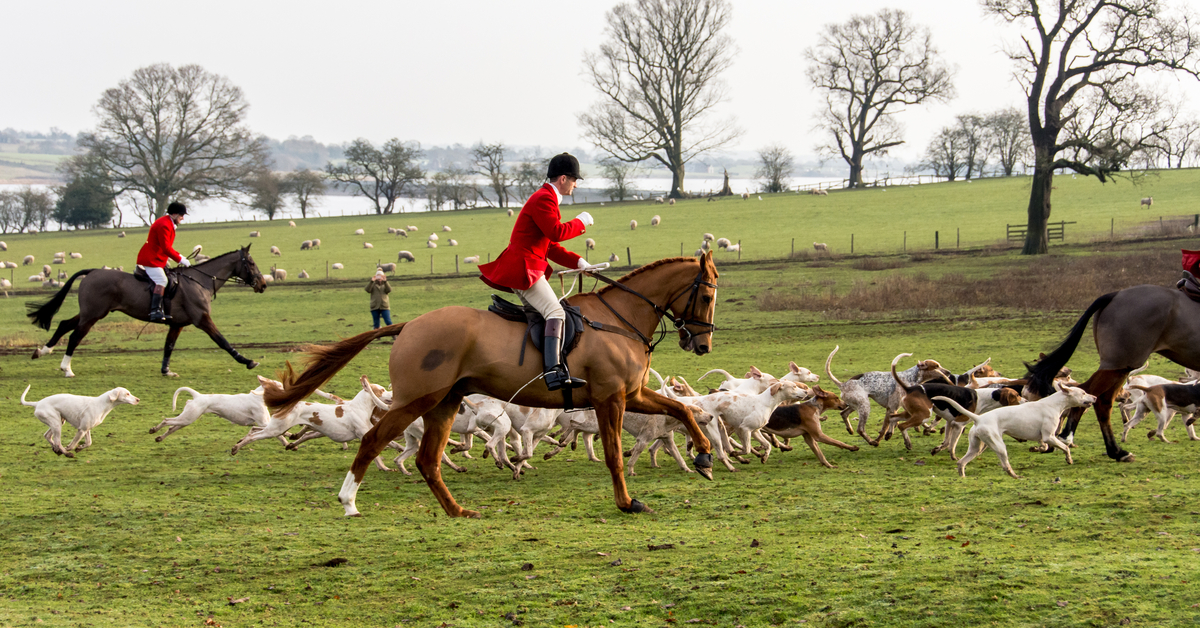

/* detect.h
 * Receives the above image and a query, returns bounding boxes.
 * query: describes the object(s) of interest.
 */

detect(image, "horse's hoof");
[1119,451,1136,462]
[618,499,653,514]
[696,466,714,480]
[461,509,482,519]
[162,370,179,377]
[246,361,259,370]
[63,370,75,378]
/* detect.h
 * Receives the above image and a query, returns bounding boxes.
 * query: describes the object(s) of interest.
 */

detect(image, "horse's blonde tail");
[264,322,407,416]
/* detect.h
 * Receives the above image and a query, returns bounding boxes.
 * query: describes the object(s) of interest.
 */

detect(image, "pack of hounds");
[18,348,1200,480]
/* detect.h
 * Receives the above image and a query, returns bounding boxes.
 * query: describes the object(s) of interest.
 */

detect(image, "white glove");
[577,258,590,270]
[179,258,191,268]
[575,211,594,227]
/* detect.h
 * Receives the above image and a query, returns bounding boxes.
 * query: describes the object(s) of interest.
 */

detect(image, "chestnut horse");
[27,247,267,377]
[1027,286,1200,462]
[264,253,720,517]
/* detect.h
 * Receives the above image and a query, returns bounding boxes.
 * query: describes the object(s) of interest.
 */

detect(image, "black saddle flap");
[1178,271,1200,304]
[488,294,584,364]
[133,266,180,300]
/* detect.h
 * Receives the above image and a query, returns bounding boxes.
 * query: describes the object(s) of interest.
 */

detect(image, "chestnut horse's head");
[669,251,719,355]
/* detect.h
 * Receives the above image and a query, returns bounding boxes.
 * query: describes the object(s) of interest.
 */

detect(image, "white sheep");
[271,268,287,281]
[609,253,620,263]
[758,195,762,201]
[703,233,714,242]
[395,229,408,237]
[42,264,51,277]
[0,278,11,289]
[387,227,396,234]
[289,220,297,227]
[363,242,374,249]
[428,233,439,242]
[331,263,344,270]
[813,242,828,252]
[651,215,661,226]
[3,261,15,268]
[42,279,61,288]
[630,220,638,230]
[700,240,710,251]
[716,237,731,249]
[354,228,365,235]
[442,225,452,232]
[741,192,749,200]
[1141,197,1154,207]
[57,270,67,279]
[27,228,38,234]
[464,255,480,264]
[447,239,457,246]
[54,252,65,260]
[407,225,418,232]
[398,251,416,262]
[52,257,65,264]
[28,274,43,282]
[668,198,676,206]
[261,274,274,283]
[585,238,595,250]
[300,240,313,250]
[270,246,281,256]
[23,255,34,265]
[725,243,740,253]
[655,196,664,204]
[298,270,310,279]
[427,241,438,249]
[695,248,704,256]
[378,263,396,273]
[0,241,6,250]
[249,231,260,237]
[507,209,514,217]
[311,238,321,249]
[118,231,126,238]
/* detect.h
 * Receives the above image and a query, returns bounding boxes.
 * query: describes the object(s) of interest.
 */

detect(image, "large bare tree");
[755,145,795,193]
[806,9,955,189]
[471,143,514,208]
[985,0,1200,254]
[282,168,327,219]
[919,126,971,181]
[579,0,740,199]
[326,138,424,215]
[985,107,1032,176]
[76,64,268,223]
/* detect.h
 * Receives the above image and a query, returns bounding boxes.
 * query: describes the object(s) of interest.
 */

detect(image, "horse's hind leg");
[195,313,258,370]
[339,394,443,517]
[1065,369,1134,462]
[58,315,106,378]
[32,315,79,359]
[161,325,184,376]
[412,393,477,517]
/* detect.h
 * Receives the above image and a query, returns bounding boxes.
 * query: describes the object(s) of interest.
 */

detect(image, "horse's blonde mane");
[594,256,698,295]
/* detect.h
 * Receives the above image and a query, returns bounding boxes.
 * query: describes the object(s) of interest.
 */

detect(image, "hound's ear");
[1052,379,1063,392]
[750,366,763,378]
[108,389,120,402]
[459,401,468,414]
[769,382,782,396]
[789,361,800,374]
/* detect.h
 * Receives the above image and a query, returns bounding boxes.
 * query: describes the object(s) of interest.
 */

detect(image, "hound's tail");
[697,369,735,384]
[20,385,36,407]
[931,396,981,424]
[824,345,843,387]
[263,322,408,416]
[648,367,666,391]
[891,352,916,393]
[26,269,94,331]
[172,387,201,412]
[1025,292,1117,398]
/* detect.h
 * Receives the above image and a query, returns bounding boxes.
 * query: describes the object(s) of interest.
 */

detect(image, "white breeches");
[514,276,564,322]
[143,266,168,287]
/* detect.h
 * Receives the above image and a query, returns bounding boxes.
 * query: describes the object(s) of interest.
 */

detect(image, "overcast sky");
[5,0,1200,166]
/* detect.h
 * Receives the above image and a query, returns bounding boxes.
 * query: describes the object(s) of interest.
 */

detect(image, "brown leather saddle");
[1177,271,1200,304]
[487,295,583,366]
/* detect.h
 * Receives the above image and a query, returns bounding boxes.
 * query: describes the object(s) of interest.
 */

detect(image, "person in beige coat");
[366,269,393,329]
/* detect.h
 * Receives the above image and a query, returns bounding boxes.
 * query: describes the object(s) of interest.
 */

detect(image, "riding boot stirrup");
[149,290,170,323]
[542,318,585,391]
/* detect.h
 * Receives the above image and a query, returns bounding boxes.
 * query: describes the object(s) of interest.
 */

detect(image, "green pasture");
[2,178,1200,626]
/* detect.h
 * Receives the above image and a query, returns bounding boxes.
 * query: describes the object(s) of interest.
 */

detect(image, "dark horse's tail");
[263,322,408,416]
[1025,292,1118,397]
[26,269,95,331]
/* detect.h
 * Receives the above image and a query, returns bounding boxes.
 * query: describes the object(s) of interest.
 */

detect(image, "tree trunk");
[847,159,864,189]
[668,161,686,199]
[1022,146,1054,255]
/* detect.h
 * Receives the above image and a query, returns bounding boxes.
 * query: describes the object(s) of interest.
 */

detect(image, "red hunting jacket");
[479,183,586,292]
[136,215,183,267]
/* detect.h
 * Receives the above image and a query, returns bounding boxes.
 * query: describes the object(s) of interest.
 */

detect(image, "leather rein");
[178,250,256,298]
[582,264,717,353]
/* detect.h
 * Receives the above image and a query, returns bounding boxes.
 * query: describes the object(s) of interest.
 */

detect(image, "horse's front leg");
[413,393,479,517]
[194,313,258,370]
[161,325,184,376]
[625,387,714,480]
[594,393,651,513]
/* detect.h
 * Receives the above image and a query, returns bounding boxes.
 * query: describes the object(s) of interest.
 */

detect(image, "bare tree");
[283,168,327,218]
[426,166,479,211]
[579,0,741,199]
[755,144,795,193]
[0,191,20,234]
[1150,99,1200,168]
[957,114,989,178]
[76,64,268,223]
[985,107,1032,176]
[806,9,955,189]
[599,157,642,201]
[512,159,546,201]
[243,170,286,220]
[985,0,1200,254]
[919,127,970,181]
[326,138,424,214]
[471,143,514,208]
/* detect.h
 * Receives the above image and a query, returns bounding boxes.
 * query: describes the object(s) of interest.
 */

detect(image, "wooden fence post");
[325,260,328,280]
[1111,217,1114,239]
[430,256,433,275]
[455,255,459,274]
[737,240,741,261]
[627,246,631,267]
[903,231,907,252]
[957,228,960,248]
[851,234,854,254]
[791,238,795,257]
[935,231,939,250]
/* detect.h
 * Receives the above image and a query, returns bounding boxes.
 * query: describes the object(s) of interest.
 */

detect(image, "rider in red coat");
[479,153,594,391]
[136,202,190,322]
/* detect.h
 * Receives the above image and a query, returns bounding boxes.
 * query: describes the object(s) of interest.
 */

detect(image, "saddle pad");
[132,266,180,299]
[488,295,583,364]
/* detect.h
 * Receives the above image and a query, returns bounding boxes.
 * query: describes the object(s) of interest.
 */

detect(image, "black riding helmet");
[167,202,188,216]
[547,153,583,181]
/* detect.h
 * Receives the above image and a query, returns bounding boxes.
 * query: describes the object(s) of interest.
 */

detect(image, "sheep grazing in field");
[298,270,309,279]
[363,242,373,249]
[609,252,620,263]
[118,231,126,238]
[1141,197,1154,207]
[809,188,828,196]
[28,274,43,282]
[42,279,61,289]
[655,196,664,204]
[703,233,714,242]
[695,248,705,256]
[448,239,458,246]
[300,240,314,250]
[23,255,34,266]
[57,270,67,279]
[249,231,260,237]
[716,237,731,249]
[311,238,321,249]
[395,228,407,237]
[53,252,66,261]
[407,225,418,232]
[52,257,65,265]
[813,242,828,252]
[428,233,439,242]
[585,238,595,250]
[427,241,438,249]
[507,209,514,217]
[354,228,365,235]
[42,264,52,277]
[651,215,661,226]
[442,225,452,232]
[3,261,16,268]
[725,243,740,253]
[741,192,749,200]
[1,278,11,289]
[464,255,480,264]
[289,220,296,227]
[272,269,287,281]
[398,251,416,262]
[331,263,344,270]
[700,240,710,251]
[261,274,274,283]
[378,263,396,273]
[270,246,281,256]
[668,198,676,206]
[27,228,38,234]
[630,220,638,230]
[70,252,82,259]
[0,241,6,251]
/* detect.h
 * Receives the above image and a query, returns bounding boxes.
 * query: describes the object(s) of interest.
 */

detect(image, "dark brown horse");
[1027,285,1200,462]
[27,246,267,378]
[264,253,720,518]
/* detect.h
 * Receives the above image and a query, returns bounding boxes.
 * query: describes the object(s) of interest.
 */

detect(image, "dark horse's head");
[670,251,720,356]
[234,244,268,292]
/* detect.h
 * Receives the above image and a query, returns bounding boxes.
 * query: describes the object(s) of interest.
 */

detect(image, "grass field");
[2,174,1200,627]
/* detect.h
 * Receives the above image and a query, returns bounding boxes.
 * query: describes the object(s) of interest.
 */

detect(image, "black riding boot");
[149,290,170,323]
[542,318,585,391]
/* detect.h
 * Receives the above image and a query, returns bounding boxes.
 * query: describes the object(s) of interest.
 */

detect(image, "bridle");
[179,249,259,296]
[585,261,717,352]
